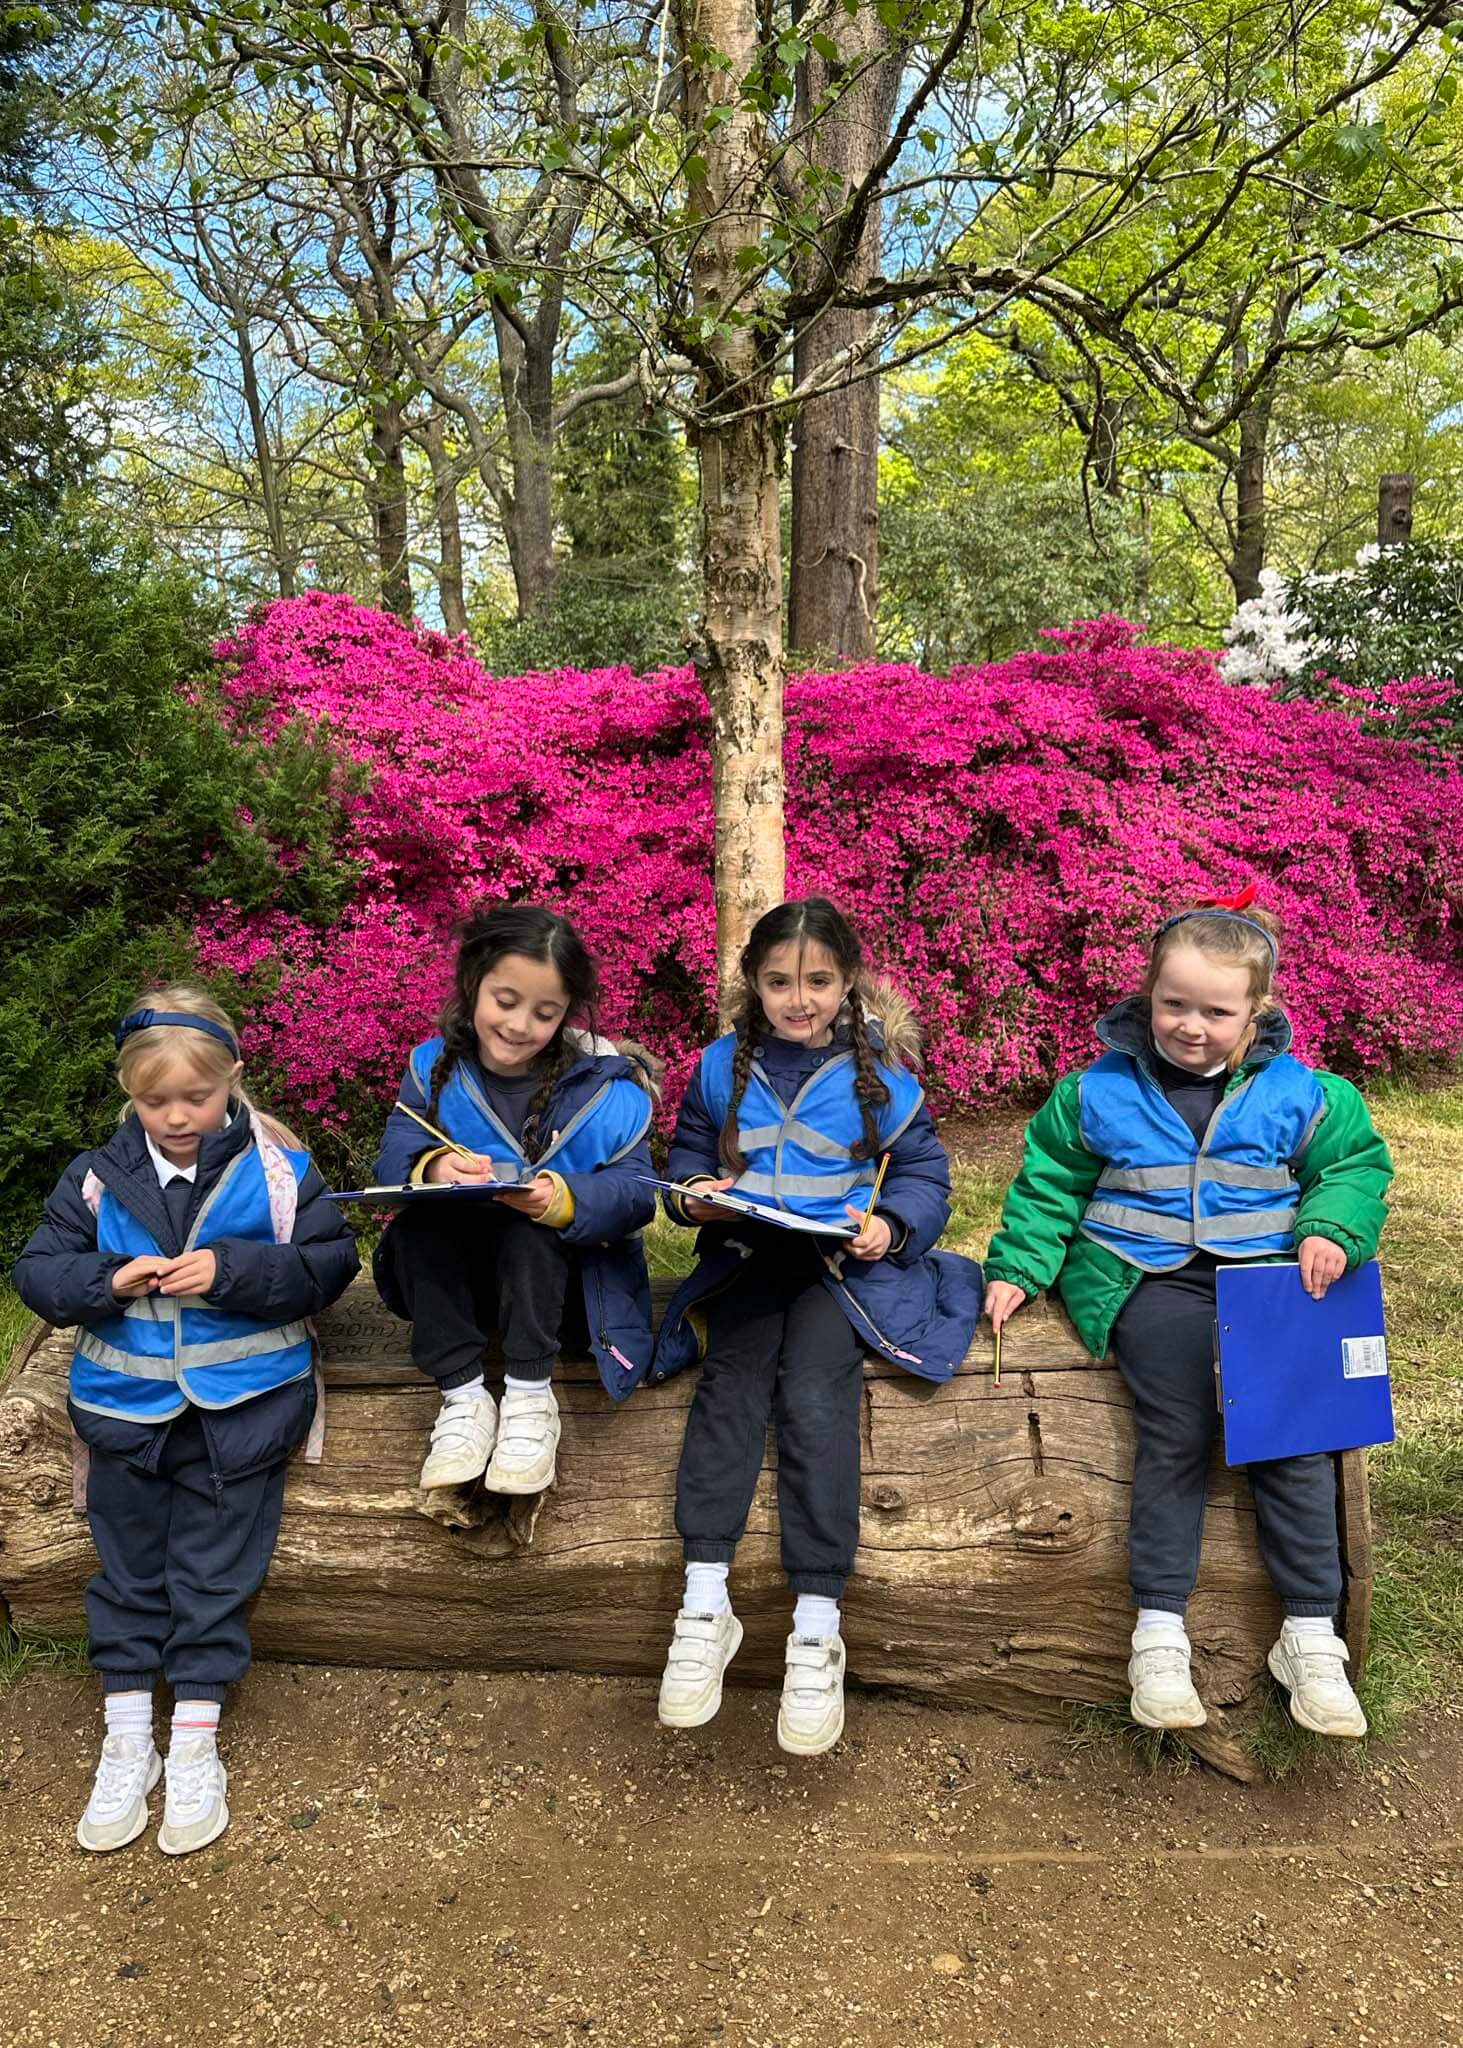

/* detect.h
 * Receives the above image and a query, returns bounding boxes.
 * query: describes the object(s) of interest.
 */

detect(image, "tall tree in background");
[787,11,901,659]
[88,0,1463,989]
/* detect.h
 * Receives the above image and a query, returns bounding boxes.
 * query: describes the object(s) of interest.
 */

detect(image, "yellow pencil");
[393,1099,485,1166]
[993,1322,1003,1388]
[860,1151,892,1233]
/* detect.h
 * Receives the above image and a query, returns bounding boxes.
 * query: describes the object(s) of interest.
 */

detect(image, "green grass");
[0,1622,89,1688]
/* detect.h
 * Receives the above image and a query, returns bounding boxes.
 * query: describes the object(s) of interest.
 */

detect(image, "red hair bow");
[1200,883,1259,912]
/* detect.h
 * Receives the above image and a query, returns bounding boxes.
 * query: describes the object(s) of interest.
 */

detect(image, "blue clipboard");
[1215,1259,1394,1466]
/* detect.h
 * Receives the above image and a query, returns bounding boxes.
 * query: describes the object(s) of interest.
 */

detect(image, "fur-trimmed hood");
[859,978,922,1069]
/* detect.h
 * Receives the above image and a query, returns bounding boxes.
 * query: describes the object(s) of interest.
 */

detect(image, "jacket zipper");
[829,1273,924,1366]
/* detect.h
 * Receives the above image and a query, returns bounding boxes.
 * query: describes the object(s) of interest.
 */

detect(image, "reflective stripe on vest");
[698,1033,925,1229]
[1075,1053,1324,1272]
[406,1040,653,1178]
[71,1144,314,1420]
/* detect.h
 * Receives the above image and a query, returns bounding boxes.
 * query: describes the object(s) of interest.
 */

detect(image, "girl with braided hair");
[651,898,983,1756]
[372,904,658,1495]
[983,888,1393,1739]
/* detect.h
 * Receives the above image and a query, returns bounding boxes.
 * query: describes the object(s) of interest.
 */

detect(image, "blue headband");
[115,1009,239,1056]
[1154,910,1278,963]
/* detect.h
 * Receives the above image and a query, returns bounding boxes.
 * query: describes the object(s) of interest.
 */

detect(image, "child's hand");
[424,1150,492,1185]
[683,1177,737,1223]
[155,1250,218,1297]
[843,1207,893,1260]
[1298,1236,1347,1300]
[496,1174,558,1221]
[984,1280,1028,1333]
[112,1256,167,1300]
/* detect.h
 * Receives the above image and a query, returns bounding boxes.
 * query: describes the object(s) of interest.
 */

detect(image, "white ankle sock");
[793,1593,841,1640]
[504,1373,553,1393]
[684,1562,731,1616]
[442,1375,486,1405]
[171,1700,221,1749]
[1134,1607,1189,1640]
[104,1691,153,1742]
[1283,1614,1336,1638]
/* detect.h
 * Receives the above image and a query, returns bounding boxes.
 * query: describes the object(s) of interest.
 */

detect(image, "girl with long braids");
[372,903,658,1495]
[651,897,983,1756]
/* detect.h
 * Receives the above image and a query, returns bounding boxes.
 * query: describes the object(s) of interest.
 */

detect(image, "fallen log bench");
[0,1277,1371,1776]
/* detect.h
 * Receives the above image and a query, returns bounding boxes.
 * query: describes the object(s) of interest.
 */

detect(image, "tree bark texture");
[787,19,901,662]
[0,1280,1373,1780]
[1229,394,1272,604]
[1378,472,1413,547]
[677,0,787,1001]
[494,304,559,620]
[369,388,413,622]
[422,414,470,637]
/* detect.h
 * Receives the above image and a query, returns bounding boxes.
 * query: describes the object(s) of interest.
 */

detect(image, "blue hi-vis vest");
[698,1032,925,1230]
[71,1148,315,1423]
[407,1038,653,1175]
[1077,1052,1325,1272]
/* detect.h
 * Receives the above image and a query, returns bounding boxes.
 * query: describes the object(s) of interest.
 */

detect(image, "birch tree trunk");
[677,0,786,998]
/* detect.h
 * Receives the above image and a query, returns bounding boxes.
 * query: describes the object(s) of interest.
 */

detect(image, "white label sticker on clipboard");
[1341,1336,1388,1379]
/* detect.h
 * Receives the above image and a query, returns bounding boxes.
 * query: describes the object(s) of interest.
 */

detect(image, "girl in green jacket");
[983,893,1392,1740]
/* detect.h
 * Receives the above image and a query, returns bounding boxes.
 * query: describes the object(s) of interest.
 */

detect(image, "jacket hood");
[1094,994,1293,1072]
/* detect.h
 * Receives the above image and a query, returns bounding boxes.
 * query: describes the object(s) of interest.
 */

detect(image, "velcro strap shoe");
[1268,1628,1367,1738]
[657,1609,744,1728]
[485,1384,561,1494]
[1128,1630,1207,1729]
[777,1634,846,1756]
[420,1388,499,1490]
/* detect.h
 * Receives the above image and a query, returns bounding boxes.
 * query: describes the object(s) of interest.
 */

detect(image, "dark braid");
[844,981,891,1163]
[718,1014,764,1174]
[522,1029,588,1162]
[428,900,600,1151]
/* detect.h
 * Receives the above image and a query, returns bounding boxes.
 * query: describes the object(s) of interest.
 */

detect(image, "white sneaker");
[76,1734,162,1852]
[1128,1628,1207,1729]
[657,1609,744,1728]
[777,1634,846,1756]
[1268,1628,1368,1738]
[484,1383,560,1494]
[420,1388,499,1489]
[157,1737,230,1855]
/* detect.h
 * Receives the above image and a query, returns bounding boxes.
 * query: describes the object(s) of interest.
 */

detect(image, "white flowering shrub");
[1220,539,1463,755]
[1219,569,1315,689]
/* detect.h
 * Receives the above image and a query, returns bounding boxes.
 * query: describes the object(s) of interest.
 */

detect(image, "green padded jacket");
[983,1001,1394,1360]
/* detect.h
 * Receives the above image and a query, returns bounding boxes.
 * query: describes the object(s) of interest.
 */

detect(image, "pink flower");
[197,595,1463,1142]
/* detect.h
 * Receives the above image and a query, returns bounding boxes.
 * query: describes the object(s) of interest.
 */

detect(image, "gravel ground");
[4,1663,1462,2048]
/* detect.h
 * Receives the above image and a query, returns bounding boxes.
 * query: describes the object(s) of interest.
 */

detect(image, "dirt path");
[4,1665,1461,2048]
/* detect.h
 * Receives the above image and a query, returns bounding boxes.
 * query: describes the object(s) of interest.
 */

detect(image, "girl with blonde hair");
[14,987,357,1856]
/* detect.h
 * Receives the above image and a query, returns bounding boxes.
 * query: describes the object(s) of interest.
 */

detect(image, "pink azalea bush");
[200,594,1463,1160]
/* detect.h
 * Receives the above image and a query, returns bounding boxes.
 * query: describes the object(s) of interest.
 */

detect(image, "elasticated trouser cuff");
[101,1670,160,1695]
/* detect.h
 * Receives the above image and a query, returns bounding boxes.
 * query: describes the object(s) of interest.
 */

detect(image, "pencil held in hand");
[394,1099,485,1166]
[860,1151,892,1233]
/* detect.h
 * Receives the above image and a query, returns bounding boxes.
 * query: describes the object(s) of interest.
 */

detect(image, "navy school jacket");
[651,1033,984,1385]
[372,1037,658,1399]
[12,1110,360,1477]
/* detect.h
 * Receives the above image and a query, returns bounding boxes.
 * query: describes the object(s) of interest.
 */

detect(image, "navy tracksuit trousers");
[675,1227,864,1598]
[81,1391,309,1702]
[1112,1264,1342,1619]
[374,1201,575,1389]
